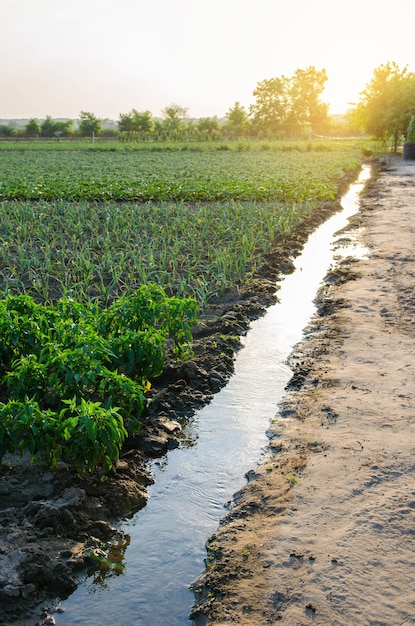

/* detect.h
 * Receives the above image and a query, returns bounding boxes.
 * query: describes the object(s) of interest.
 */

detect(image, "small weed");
[286,475,298,485]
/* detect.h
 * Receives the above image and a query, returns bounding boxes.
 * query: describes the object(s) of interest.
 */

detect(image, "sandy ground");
[191,156,415,625]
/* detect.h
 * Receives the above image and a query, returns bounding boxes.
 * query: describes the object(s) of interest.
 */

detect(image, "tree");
[118,109,153,140]
[40,116,73,138]
[351,62,415,150]
[288,67,329,134]
[250,66,329,137]
[131,110,153,136]
[197,116,221,140]
[54,119,73,137]
[25,118,41,137]
[40,116,56,137]
[161,103,188,136]
[0,124,15,137]
[225,102,249,137]
[118,111,135,135]
[78,111,102,137]
[250,77,289,136]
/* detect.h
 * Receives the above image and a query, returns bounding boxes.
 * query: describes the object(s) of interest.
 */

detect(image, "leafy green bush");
[59,398,127,474]
[0,285,198,473]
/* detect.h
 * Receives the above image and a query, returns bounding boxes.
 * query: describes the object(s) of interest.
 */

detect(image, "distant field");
[0,140,365,305]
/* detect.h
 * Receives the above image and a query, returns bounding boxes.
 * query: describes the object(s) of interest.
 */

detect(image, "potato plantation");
[0,139,366,474]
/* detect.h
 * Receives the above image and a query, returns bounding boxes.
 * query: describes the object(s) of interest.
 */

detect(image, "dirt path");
[191,156,415,625]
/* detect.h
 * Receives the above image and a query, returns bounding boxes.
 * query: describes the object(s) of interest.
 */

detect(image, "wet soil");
[0,165,372,625]
[191,155,415,625]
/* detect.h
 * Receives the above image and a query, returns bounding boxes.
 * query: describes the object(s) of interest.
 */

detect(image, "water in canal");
[54,167,370,625]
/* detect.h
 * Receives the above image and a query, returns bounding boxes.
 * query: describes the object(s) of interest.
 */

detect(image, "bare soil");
[1,159,410,625]
[191,156,415,625]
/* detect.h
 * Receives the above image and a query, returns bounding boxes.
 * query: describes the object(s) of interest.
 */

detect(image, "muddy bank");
[191,155,415,625]
[0,167,363,625]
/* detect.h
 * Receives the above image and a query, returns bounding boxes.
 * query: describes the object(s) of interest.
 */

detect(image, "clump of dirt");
[0,166,364,624]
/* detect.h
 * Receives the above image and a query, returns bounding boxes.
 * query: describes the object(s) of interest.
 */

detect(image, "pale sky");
[1,0,414,120]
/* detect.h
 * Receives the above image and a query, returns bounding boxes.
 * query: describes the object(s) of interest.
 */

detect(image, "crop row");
[0,146,363,306]
[0,148,362,203]
[0,143,365,473]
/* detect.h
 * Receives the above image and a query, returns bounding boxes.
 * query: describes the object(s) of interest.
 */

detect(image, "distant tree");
[40,116,56,137]
[250,66,329,137]
[288,67,329,134]
[197,116,221,140]
[250,78,288,136]
[40,116,73,138]
[225,102,249,136]
[117,109,153,140]
[0,124,15,137]
[25,118,41,136]
[152,118,165,140]
[161,103,188,136]
[118,111,135,135]
[54,119,73,137]
[100,127,118,138]
[132,110,153,135]
[78,111,102,137]
[351,62,415,150]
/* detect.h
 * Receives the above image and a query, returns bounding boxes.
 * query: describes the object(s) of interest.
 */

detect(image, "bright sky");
[2,0,413,120]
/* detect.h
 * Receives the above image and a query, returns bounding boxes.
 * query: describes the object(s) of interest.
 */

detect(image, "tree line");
[2,63,415,144]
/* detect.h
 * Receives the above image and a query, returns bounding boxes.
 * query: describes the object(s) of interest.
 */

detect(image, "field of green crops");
[0,140,366,306]
[0,139,369,472]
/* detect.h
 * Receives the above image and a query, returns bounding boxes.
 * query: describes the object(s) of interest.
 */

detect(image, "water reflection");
[86,532,130,590]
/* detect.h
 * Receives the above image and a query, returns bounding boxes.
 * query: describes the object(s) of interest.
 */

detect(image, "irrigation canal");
[52,167,370,625]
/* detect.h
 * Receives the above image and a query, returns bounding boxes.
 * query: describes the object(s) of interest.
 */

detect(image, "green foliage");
[59,398,127,474]
[0,141,366,476]
[196,116,221,140]
[351,62,415,148]
[24,119,41,136]
[78,111,102,137]
[0,399,63,467]
[40,115,73,138]
[161,103,188,135]
[0,124,15,137]
[250,66,329,137]
[406,115,415,143]
[0,144,363,306]
[0,287,198,473]
[118,109,154,141]
[0,146,360,203]
[225,102,249,137]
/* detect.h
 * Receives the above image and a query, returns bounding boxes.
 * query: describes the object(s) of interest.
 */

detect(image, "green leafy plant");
[286,475,298,485]
[59,398,127,474]
[0,400,63,467]
[0,287,198,473]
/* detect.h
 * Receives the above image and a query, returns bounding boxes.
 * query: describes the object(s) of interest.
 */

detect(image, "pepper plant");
[0,285,198,474]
